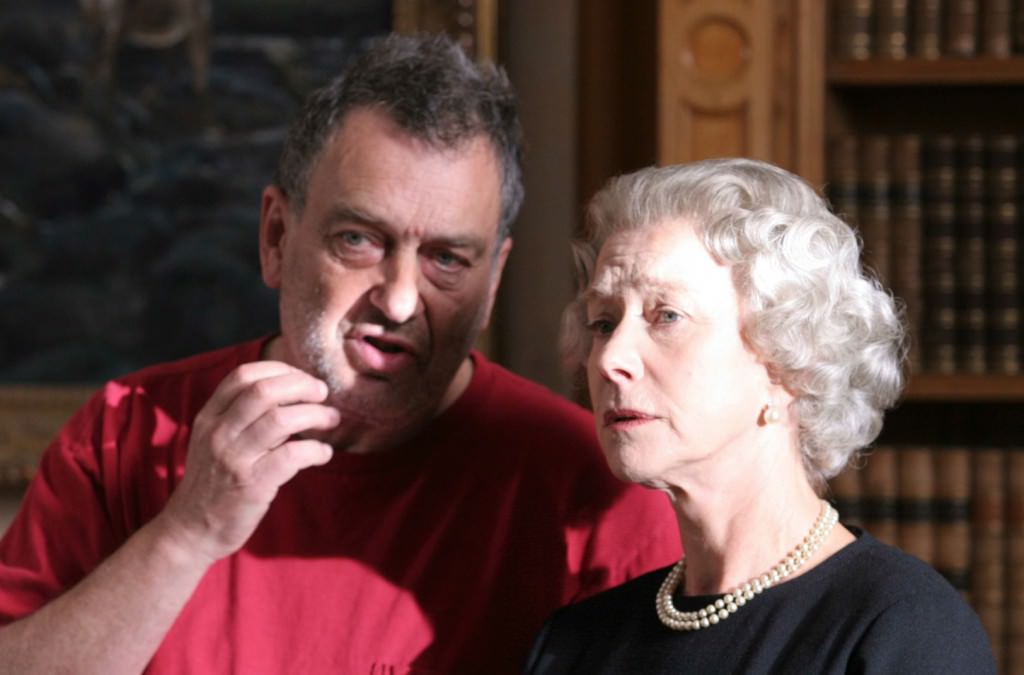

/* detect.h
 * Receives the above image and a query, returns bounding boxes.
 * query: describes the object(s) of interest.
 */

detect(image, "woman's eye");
[587,318,614,336]
[659,309,682,323]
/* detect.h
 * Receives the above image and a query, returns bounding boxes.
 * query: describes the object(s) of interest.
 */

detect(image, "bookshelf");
[653,0,1024,391]
[907,374,1024,401]
[650,0,1023,668]
[823,2,1024,383]
[822,1,1024,670]
[829,57,1024,85]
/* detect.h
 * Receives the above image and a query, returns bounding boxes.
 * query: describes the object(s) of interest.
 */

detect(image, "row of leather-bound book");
[829,445,1024,672]
[825,132,1022,376]
[833,0,1024,60]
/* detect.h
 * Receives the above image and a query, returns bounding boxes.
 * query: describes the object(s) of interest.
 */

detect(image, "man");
[0,34,679,673]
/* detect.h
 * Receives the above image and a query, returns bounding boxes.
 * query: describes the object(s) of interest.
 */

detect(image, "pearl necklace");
[656,499,838,631]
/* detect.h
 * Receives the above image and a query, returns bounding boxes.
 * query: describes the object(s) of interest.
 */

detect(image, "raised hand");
[157,361,341,565]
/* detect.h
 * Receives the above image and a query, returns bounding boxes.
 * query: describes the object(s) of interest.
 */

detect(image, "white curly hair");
[562,157,907,491]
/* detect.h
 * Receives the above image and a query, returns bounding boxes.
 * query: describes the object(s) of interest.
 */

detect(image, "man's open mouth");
[364,336,408,354]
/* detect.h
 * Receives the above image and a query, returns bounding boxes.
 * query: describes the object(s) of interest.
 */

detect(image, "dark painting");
[0,0,392,383]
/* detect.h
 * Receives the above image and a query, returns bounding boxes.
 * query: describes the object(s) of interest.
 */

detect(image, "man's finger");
[251,439,334,487]
[236,402,341,455]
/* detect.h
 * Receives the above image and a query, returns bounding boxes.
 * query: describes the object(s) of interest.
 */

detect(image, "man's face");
[260,108,510,449]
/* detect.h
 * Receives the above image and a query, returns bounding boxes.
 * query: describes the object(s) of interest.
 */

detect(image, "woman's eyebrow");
[584,276,689,300]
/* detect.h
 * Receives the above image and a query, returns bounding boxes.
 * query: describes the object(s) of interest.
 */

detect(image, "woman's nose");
[593,322,644,383]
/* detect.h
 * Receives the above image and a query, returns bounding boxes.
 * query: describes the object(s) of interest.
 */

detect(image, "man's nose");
[371,251,422,324]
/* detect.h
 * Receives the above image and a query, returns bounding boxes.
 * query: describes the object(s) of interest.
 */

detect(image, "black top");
[524,528,995,674]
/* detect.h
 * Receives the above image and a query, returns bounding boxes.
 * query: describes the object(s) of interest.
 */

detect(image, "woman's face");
[584,219,778,490]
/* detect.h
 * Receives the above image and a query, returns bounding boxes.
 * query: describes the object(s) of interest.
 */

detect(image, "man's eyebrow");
[431,235,487,254]
[321,203,385,230]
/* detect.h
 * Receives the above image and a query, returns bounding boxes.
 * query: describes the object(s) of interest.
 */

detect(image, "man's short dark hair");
[275,32,524,239]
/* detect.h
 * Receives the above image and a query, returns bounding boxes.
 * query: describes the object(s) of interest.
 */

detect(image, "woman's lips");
[603,409,656,429]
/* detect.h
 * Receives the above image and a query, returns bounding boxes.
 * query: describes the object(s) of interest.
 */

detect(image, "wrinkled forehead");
[585,254,693,309]
[586,222,698,298]
[587,262,685,301]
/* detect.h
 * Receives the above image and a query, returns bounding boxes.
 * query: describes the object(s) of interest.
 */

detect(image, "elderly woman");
[524,158,994,673]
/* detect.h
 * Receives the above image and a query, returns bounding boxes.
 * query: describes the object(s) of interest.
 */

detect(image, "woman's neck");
[664,441,848,596]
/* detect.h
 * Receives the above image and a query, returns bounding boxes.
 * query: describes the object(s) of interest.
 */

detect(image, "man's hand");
[158,361,340,565]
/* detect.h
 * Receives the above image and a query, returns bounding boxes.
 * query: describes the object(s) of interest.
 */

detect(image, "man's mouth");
[343,331,417,374]
[365,336,407,354]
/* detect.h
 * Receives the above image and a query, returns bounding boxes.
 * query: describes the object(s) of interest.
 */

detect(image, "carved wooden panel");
[657,0,824,183]
[394,0,498,60]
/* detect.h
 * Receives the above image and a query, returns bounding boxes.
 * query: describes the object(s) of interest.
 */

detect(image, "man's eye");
[330,230,385,266]
[434,251,461,268]
[339,231,369,247]
[430,249,468,271]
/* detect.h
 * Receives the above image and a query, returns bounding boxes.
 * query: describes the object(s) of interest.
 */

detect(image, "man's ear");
[259,185,291,289]
[480,237,513,330]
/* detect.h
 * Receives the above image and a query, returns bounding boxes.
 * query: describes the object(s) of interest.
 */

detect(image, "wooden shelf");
[828,57,1024,86]
[905,374,1024,401]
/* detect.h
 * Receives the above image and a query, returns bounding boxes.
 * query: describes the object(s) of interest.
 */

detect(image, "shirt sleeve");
[0,391,119,624]
[569,484,680,604]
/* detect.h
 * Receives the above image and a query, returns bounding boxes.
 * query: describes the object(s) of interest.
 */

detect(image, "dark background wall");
[0,0,391,383]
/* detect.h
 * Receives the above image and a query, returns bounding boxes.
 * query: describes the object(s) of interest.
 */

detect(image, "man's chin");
[322,396,434,452]
[319,366,395,398]
[329,384,430,420]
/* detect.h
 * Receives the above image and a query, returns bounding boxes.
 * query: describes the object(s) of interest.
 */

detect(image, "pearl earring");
[764,404,781,424]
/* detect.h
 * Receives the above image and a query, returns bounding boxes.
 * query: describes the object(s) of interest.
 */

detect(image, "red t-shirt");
[0,339,681,673]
